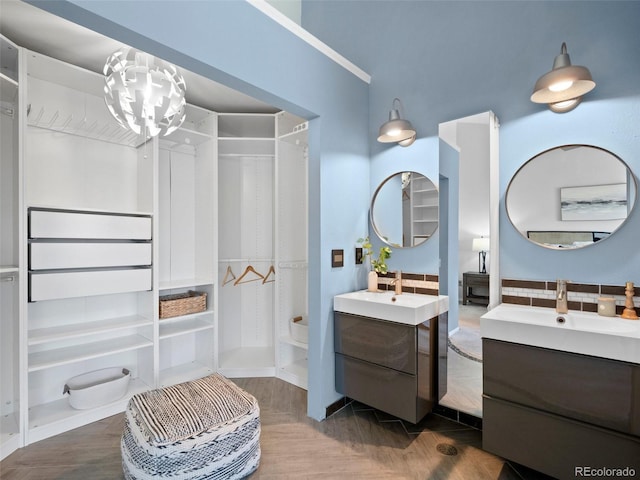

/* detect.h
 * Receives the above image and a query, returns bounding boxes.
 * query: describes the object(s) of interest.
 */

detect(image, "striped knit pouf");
[121,373,260,479]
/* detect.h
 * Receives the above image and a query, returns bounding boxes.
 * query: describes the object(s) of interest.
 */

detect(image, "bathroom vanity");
[481,304,640,478]
[333,290,448,423]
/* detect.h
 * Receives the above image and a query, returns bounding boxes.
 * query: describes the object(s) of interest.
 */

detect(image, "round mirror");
[506,145,637,249]
[371,171,439,248]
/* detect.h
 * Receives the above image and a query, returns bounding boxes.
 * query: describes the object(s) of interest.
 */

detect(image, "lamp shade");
[531,43,595,105]
[377,98,416,144]
[472,237,490,252]
[104,47,186,138]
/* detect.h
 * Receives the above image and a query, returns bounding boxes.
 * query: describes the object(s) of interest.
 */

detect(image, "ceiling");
[0,0,279,114]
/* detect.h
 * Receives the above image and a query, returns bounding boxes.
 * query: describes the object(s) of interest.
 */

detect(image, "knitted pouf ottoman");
[121,373,260,479]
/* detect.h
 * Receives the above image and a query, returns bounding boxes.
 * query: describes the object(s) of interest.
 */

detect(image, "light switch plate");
[332,249,344,268]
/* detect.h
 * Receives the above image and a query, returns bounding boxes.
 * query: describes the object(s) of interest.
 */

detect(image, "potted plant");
[357,236,392,292]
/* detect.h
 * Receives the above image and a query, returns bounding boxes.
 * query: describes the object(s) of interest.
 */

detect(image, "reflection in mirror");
[371,172,438,248]
[506,145,637,249]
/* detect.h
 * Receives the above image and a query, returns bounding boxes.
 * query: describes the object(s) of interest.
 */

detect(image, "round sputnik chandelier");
[103,47,186,138]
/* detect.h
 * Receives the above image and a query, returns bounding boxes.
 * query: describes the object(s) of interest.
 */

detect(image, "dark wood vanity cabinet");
[483,339,640,478]
[334,311,447,423]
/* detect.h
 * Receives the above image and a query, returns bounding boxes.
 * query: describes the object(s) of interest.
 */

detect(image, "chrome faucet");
[392,270,403,295]
[556,279,568,314]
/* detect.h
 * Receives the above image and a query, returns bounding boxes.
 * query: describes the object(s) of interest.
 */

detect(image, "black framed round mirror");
[370,171,439,248]
[506,145,637,249]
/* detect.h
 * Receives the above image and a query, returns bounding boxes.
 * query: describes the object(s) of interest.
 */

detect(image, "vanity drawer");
[29,268,152,301]
[335,353,418,423]
[29,209,152,240]
[483,338,640,436]
[30,243,152,270]
[483,396,640,479]
[334,311,416,374]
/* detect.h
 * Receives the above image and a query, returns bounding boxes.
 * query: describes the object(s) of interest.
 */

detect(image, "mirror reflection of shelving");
[410,173,439,246]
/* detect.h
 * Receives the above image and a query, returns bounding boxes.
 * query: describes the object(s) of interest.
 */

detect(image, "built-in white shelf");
[159,278,213,291]
[159,362,215,388]
[0,73,18,104]
[0,414,21,461]
[0,413,19,442]
[414,219,439,225]
[159,316,214,339]
[0,266,18,274]
[27,204,154,218]
[28,335,153,372]
[279,335,308,350]
[218,137,275,156]
[28,315,153,346]
[278,359,308,390]
[160,127,212,149]
[218,347,275,378]
[27,377,151,444]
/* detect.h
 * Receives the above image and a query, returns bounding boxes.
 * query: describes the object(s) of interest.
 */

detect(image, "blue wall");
[303,0,640,286]
[31,0,371,420]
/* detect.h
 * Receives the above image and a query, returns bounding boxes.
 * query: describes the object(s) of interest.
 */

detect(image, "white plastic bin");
[63,367,131,409]
[289,316,308,344]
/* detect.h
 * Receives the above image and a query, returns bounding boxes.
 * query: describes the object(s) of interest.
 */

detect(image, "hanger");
[234,264,265,286]
[222,265,236,286]
[262,265,276,284]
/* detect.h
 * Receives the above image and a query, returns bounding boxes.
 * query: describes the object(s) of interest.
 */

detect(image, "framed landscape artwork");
[560,183,628,221]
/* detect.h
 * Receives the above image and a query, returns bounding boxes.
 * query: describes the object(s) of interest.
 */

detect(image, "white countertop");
[481,303,640,364]
[334,289,449,326]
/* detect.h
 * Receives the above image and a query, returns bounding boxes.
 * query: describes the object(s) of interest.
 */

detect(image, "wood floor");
[0,377,551,480]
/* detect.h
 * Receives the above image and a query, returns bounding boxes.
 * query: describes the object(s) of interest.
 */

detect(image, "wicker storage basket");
[159,290,207,319]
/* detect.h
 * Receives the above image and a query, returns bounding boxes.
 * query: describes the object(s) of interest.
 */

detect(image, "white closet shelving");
[2,38,309,456]
[23,50,155,444]
[217,113,277,377]
[0,34,22,461]
[157,104,217,387]
[275,112,309,390]
[410,173,439,245]
[216,111,309,387]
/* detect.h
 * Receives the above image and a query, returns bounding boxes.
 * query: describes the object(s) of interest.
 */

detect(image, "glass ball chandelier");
[104,47,186,138]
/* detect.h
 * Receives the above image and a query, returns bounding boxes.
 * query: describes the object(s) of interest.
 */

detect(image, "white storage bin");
[289,316,308,344]
[63,367,130,410]
[29,209,152,240]
[29,267,152,301]
[30,242,152,270]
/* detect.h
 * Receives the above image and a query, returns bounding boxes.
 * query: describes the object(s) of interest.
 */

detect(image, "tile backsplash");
[378,272,439,296]
[502,278,639,315]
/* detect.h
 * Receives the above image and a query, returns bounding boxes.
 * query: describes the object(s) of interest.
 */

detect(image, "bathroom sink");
[334,290,449,325]
[481,304,640,364]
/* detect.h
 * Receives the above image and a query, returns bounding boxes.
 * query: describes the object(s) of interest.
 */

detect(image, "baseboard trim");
[325,396,352,418]
[433,403,483,430]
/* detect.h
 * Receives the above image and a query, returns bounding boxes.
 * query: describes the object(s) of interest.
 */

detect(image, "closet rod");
[219,258,274,263]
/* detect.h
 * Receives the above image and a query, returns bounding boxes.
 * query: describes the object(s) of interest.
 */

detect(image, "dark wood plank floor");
[0,377,550,479]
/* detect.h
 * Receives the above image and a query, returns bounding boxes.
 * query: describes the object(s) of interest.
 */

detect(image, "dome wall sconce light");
[377,97,416,147]
[104,47,187,138]
[530,42,595,113]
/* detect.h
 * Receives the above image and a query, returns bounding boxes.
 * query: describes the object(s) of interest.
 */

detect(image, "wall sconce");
[104,47,187,138]
[472,237,490,274]
[530,42,595,113]
[377,98,416,147]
